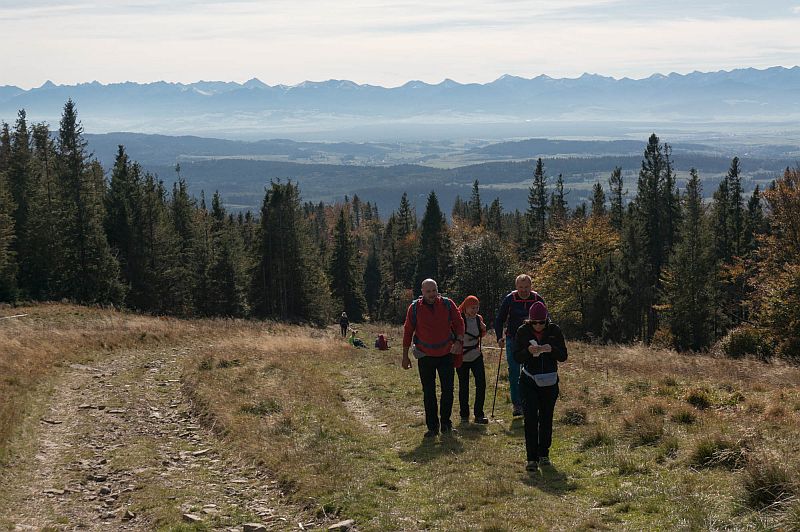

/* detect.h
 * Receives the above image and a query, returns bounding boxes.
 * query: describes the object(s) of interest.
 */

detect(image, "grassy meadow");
[182,322,800,531]
[2,306,800,530]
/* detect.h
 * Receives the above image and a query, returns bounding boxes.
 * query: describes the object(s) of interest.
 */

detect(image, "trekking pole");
[490,345,503,418]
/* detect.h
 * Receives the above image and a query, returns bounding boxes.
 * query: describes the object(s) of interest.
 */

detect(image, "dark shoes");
[512,404,524,417]
[526,460,539,472]
[423,429,439,438]
[441,422,455,434]
[460,416,470,425]
[539,456,551,466]
[474,416,489,424]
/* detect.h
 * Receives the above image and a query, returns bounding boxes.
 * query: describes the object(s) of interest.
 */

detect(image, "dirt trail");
[1,344,325,531]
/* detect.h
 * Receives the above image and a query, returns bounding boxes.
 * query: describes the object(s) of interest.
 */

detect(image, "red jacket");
[403,296,465,357]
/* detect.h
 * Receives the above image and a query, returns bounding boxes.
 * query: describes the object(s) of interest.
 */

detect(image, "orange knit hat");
[458,295,480,313]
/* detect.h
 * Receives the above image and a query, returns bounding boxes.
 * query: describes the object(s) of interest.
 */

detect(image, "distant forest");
[1,101,798,359]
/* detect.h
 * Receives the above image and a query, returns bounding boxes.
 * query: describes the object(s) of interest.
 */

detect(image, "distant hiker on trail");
[402,279,465,438]
[375,334,389,350]
[339,312,349,338]
[494,274,545,417]
[514,301,567,472]
[457,295,489,425]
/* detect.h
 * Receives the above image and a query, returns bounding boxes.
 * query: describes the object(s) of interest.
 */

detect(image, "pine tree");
[414,191,449,293]
[468,180,482,227]
[662,169,714,350]
[608,166,625,231]
[56,100,123,304]
[591,182,607,217]
[329,207,367,321]
[526,158,548,252]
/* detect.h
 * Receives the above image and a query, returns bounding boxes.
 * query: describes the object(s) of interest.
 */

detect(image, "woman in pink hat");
[513,300,568,472]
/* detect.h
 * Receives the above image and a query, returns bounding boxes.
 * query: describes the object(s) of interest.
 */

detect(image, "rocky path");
[1,345,336,531]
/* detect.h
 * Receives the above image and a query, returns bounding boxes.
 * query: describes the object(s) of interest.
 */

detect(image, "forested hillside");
[1,101,798,357]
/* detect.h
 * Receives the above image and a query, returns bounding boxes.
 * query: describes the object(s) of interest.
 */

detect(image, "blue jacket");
[494,290,545,340]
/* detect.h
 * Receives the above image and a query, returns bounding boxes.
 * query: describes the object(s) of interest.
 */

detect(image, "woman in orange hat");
[457,295,489,424]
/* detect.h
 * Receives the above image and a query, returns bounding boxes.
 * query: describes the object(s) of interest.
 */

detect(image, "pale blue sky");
[3,0,800,88]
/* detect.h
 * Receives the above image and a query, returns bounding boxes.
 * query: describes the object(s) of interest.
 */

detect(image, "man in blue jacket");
[494,274,544,417]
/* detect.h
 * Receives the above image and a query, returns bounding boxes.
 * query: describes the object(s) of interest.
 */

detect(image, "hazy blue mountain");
[4,67,800,140]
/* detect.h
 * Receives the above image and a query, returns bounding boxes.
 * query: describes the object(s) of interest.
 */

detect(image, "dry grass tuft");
[742,454,797,509]
[622,407,664,446]
[689,435,747,470]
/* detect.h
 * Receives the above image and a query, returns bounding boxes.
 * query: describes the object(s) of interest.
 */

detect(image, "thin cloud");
[2,1,800,87]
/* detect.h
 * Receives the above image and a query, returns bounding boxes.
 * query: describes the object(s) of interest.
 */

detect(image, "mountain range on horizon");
[3,66,800,141]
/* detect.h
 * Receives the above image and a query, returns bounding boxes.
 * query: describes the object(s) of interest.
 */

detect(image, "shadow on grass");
[522,463,578,495]
[398,433,465,463]
[496,417,524,436]
[458,422,489,441]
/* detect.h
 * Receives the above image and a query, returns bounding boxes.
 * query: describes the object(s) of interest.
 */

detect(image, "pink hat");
[529,301,548,321]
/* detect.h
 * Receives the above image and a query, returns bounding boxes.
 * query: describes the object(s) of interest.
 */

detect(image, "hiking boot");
[526,460,539,472]
[460,416,470,425]
[539,456,551,466]
[474,416,489,424]
[512,404,524,417]
[423,429,439,438]
[441,422,455,434]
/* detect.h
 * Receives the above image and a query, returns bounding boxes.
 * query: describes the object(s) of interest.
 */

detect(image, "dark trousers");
[520,375,559,461]
[457,355,486,419]
[340,324,348,337]
[417,354,455,431]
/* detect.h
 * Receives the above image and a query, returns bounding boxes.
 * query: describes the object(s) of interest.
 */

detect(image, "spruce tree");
[414,191,449,293]
[591,182,607,217]
[743,185,765,253]
[712,173,731,263]
[56,100,123,304]
[608,166,624,231]
[487,198,503,236]
[726,157,745,258]
[662,169,714,350]
[23,123,63,299]
[468,180,482,227]
[0,164,17,301]
[169,177,198,314]
[206,192,248,316]
[526,158,548,252]
[549,173,568,229]
[8,110,32,292]
[329,207,367,321]
[251,181,328,321]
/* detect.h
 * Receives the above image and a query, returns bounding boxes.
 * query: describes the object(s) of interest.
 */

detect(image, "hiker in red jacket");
[402,278,465,438]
